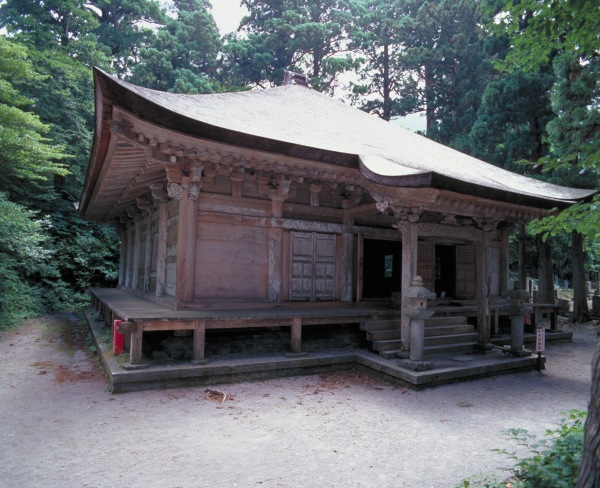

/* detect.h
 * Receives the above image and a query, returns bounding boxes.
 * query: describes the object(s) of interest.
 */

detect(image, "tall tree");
[469,69,554,170]
[0,0,111,197]
[404,0,492,148]
[129,0,222,93]
[92,0,166,77]
[349,0,420,120]
[230,0,358,92]
[0,0,99,48]
[0,37,73,329]
[0,36,68,201]
[542,52,599,322]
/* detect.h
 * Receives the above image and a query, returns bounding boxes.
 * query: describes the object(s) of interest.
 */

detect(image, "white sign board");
[536,327,546,353]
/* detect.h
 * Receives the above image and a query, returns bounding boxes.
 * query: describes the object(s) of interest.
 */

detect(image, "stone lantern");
[404,275,436,362]
[503,281,533,357]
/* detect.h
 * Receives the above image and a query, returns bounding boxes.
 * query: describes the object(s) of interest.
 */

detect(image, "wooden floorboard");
[90,288,403,324]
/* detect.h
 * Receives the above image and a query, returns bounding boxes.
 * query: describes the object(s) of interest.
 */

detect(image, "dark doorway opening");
[363,239,402,298]
[435,244,456,298]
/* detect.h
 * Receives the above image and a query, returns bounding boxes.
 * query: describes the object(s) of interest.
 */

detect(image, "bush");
[458,410,586,488]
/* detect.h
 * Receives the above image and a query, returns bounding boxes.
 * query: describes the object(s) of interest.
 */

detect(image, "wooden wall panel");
[417,241,435,291]
[456,245,476,298]
[194,221,268,299]
[489,246,500,297]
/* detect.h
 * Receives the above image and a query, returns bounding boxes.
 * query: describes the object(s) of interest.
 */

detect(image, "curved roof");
[84,68,596,214]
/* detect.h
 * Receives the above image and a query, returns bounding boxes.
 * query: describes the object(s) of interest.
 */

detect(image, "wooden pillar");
[125,225,134,288]
[192,319,207,364]
[500,228,512,296]
[129,322,143,364]
[291,317,302,354]
[341,202,354,302]
[476,229,492,351]
[132,218,142,290]
[175,176,199,304]
[267,227,283,302]
[142,210,153,291]
[518,223,527,286]
[356,234,363,302]
[150,183,169,297]
[118,229,126,287]
[400,221,418,350]
[268,196,286,302]
[155,201,168,296]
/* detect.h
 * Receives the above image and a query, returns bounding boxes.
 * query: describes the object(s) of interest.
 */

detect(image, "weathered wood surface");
[91,288,401,325]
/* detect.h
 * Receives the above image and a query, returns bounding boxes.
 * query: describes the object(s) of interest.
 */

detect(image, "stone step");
[360,319,401,332]
[379,349,403,359]
[423,342,476,356]
[372,339,404,352]
[424,324,475,337]
[380,341,477,360]
[367,329,402,341]
[424,333,478,347]
[425,316,468,326]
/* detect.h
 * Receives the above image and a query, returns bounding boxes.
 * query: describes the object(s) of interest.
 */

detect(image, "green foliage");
[14,46,99,199]
[349,0,493,141]
[0,17,118,327]
[0,193,51,330]
[458,410,586,488]
[233,0,359,92]
[349,0,420,120]
[469,69,554,168]
[129,0,222,93]
[525,53,600,240]
[484,0,600,73]
[0,37,69,200]
[505,410,585,487]
[0,0,99,48]
[46,201,120,293]
[485,0,599,291]
[92,0,166,77]
[529,198,600,242]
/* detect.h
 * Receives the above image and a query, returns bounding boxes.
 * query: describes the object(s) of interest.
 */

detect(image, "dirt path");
[0,312,597,488]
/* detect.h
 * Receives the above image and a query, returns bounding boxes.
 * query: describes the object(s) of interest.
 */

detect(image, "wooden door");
[456,245,476,298]
[290,231,336,301]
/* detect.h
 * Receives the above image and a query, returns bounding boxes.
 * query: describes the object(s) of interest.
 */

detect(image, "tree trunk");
[425,63,435,131]
[572,230,590,323]
[536,234,554,303]
[382,43,391,121]
[518,224,527,286]
[576,333,600,488]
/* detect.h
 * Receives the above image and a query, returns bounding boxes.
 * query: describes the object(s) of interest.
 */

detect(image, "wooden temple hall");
[81,68,595,369]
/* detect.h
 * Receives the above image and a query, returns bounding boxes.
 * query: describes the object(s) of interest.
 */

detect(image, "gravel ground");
[0,312,597,488]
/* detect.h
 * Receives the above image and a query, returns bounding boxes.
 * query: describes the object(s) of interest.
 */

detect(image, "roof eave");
[79,70,113,218]
[359,157,596,210]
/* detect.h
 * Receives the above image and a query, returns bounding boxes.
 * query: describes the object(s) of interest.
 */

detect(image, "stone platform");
[85,309,563,394]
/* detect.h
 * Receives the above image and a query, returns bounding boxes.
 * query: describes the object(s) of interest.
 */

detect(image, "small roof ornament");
[283,70,311,88]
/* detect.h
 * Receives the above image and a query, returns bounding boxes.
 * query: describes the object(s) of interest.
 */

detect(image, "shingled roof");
[83,68,596,215]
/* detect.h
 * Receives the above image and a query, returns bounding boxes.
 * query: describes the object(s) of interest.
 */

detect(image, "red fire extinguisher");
[113,319,124,355]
